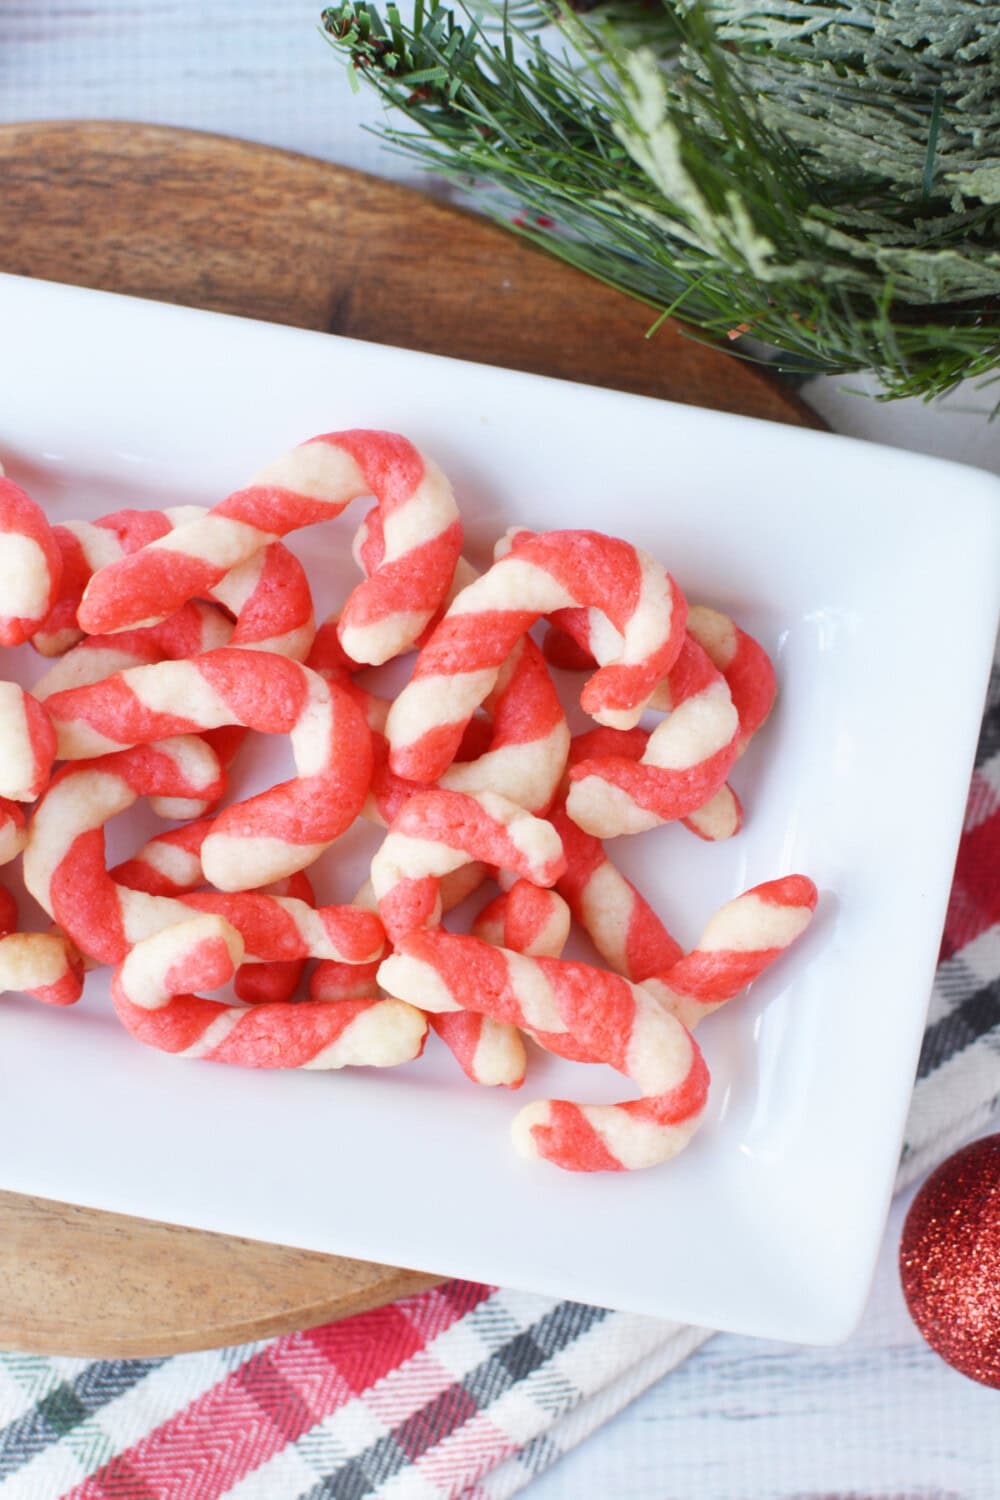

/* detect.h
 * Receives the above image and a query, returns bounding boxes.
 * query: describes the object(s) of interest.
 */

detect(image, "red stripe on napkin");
[66,1281,492,1500]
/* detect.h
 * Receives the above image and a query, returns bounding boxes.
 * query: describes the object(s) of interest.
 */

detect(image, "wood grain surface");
[0,120,822,425]
[0,119,818,1359]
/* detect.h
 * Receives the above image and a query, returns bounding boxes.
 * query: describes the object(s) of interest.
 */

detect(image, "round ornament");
[900,1134,1000,1388]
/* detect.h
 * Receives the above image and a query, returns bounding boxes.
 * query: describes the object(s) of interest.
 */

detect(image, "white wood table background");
[3,6,1000,1496]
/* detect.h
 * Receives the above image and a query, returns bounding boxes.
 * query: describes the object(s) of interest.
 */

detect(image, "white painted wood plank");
[528,1125,1000,1500]
[0,1,411,182]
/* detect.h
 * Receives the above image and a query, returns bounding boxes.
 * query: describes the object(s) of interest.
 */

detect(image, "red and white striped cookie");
[110,817,216,897]
[638,875,818,1029]
[34,496,316,662]
[547,603,774,737]
[471,879,571,959]
[0,475,63,648]
[111,914,425,1069]
[23,737,228,964]
[546,603,774,838]
[434,637,569,816]
[30,503,205,657]
[309,623,569,822]
[0,798,27,870]
[426,879,572,1090]
[32,600,233,700]
[0,801,28,867]
[24,740,386,976]
[308,864,490,1005]
[111,827,318,1006]
[0,929,84,1008]
[559,722,743,853]
[685,605,776,754]
[0,852,83,1009]
[43,648,373,888]
[564,633,739,837]
[378,931,709,1172]
[369,788,566,946]
[550,798,684,981]
[78,431,461,666]
[34,606,240,823]
[323,801,565,1089]
[181,888,382,970]
[0,682,56,802]
[385,528,687,784]
[209,543,316,660]
[553,795,816,1028]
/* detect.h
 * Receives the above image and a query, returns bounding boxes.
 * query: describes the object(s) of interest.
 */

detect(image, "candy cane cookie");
[426,880,572,1089]
[30,504,205,657]
[550,798,684,980]
[35,496,316,662]
[635,876,818,1030]
[33,606,239,822]
[24,742,386,978]
[314,878,569,1088]
[552,777,815,1026]
[41,541,317,668]
[361,792,566,1088]
[0,475,63,647]
[111,819,213,895]
[0,929,83,1008]
[385,528,687,784]
[0,682,56,802]
[0,889,79,1003]
[471,879,572,959]
[110,914,425,1069]
[78,431,462,666]
[369,788,566,946]
[0,801,27,867]
[561,632,738,837]
[379,931,709,1172]
[110,827,317,1005]
[42,648,373,888]
[32,600,234,699]
[560,723,743,845]
[325,638,568,825]
[0,845,81,1012]
[547,603,774,838]
[23,738,228,963]
[547,603,775,752]
[308,863,490,1004]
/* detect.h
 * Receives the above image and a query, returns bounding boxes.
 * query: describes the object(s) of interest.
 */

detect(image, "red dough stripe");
[342,522,464,624]
[387,528,686,784]
[0,476,63,645]
[78,429,462,667]
[527,1101,626,1173]
[50,829,131,962]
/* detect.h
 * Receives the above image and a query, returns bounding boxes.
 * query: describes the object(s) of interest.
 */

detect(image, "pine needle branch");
[320,0,1000,399]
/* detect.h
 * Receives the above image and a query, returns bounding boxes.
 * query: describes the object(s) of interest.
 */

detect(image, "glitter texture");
[900,1133,1000,1388]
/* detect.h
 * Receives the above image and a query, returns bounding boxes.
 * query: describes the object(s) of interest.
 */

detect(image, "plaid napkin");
[1,647,997,1500]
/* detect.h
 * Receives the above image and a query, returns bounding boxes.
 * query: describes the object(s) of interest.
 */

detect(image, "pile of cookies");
[0,433,816,1173]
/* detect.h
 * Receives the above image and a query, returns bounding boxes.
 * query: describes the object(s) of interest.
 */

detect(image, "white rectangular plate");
[1,273,998,1343]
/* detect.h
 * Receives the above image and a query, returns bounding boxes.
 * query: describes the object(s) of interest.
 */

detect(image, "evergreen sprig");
[321,0,1000,398]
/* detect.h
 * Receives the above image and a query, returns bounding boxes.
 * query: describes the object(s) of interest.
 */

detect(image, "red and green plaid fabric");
[0,1286,706,1498]
[1,647,997,1500]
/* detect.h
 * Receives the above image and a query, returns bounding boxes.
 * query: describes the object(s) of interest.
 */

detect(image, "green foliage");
[321,0,1000,398]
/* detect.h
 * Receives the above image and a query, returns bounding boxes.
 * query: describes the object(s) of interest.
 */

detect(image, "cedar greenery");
[320,0,1000,400]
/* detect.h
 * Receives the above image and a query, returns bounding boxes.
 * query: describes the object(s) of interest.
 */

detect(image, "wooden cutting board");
[0,120,822,1358]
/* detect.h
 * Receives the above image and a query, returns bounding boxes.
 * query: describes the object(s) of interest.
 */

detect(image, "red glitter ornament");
[900,1133,1000,1388]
